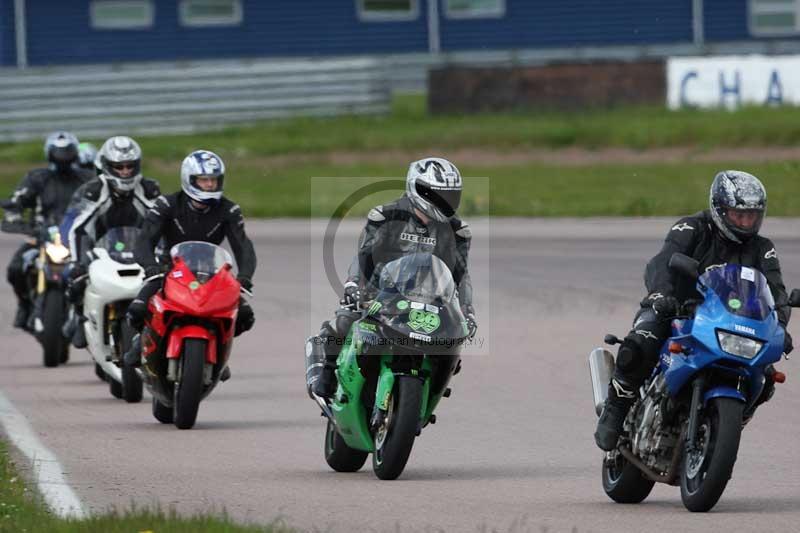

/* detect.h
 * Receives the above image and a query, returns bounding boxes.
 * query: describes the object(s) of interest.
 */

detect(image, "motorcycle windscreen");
[94,226,140,264]
[170,241,237,283]
[700,264,774,321]
[377,252,456,306]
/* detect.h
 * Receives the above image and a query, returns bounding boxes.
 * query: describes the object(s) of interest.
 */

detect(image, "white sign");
[667,55,800,109]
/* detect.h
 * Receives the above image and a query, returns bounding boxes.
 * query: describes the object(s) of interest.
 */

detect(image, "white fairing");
[83,248,144,384]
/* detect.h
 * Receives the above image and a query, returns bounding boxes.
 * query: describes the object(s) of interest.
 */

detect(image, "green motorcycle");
[309,253,469,480]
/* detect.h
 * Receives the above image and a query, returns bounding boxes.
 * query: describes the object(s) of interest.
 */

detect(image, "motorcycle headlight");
[716,331,763,359]
[45,242,70,264]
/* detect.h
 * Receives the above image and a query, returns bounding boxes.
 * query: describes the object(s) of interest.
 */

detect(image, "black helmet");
[709,170,766,243]
[44,131,79,172]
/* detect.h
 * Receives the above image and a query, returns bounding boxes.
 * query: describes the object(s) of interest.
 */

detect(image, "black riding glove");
[340,282,361,308]
[651,294,680,318]
[237,276,253,292]
[462,304,478,339]
[784,330,794,355]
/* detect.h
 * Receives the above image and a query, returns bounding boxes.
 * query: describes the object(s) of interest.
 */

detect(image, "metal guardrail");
[0,57,391,142]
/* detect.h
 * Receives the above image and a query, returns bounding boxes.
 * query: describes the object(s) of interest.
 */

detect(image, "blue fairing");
[657,265,784,408]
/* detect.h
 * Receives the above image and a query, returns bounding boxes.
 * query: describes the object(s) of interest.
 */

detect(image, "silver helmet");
[709,170,767,243]
[77,142,98,171]
[405,157,463,222]
[44,131,79,172]
[98,136,142,194]
[180,150,225,205]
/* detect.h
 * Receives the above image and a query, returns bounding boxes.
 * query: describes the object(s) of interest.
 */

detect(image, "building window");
[444,0,505,19]
[750,0,800,35]
[358,0,419,21]
[90,0,154,29]
[179,0,242,27]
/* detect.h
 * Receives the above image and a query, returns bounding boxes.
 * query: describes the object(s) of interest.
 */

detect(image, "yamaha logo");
[734,324,756,336]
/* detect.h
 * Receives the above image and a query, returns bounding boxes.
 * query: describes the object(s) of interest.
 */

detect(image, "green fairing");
[376,365,395,412]
[331,328,374,451]
[329,321,451,452]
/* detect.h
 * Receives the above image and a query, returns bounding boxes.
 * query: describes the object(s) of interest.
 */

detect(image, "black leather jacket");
[644,210,790,326]
[62,177,161,263]
[134,191,256,281]
[1,166,93,236]
[347,195,473,308]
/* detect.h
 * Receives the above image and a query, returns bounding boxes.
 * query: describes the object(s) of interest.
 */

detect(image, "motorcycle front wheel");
[40,288,66,368]
[173,338,206,429]
[372,375,422,480]
[680,397,744,512]
[119,320,143,403]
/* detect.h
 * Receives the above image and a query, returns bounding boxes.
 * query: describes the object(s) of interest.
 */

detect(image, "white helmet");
[98,136,142,194]
[405,157,462,222]
[180,150,225,205]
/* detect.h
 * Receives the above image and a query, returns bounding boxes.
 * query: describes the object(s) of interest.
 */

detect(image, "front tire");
[372,375,422,480]
[173,338,206,429]
[324,419,368,472]
[602,451,655,504]
[120,320,143,403]
[40,289,66,367]
[680,398,744,512]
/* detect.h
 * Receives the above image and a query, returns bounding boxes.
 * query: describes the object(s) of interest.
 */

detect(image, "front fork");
[370,357,431,431]
[686,375,706,453]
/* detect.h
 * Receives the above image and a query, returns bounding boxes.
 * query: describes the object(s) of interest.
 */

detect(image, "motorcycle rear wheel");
[324,419,368,472]
[173,338,206,429]
[152,396,173,424]
[372,375,422,480]
[680,397,743,512]
[601,450,655,504]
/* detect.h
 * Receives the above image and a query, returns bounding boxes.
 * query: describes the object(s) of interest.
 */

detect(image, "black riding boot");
[594,378,636,451]
[123,333,142,367]
[13,299,31,330]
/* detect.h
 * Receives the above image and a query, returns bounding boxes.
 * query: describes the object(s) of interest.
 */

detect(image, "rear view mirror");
[789,289,800,308]
[668,253,700,280]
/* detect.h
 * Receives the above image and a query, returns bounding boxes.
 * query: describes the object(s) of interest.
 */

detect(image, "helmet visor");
[108,160,140,179]
[725,208,764,236]
[50,145,78,165]
[415,183,461,218]
[190,174,223,192]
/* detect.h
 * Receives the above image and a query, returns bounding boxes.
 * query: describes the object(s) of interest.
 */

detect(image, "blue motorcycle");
[589,253,799,512]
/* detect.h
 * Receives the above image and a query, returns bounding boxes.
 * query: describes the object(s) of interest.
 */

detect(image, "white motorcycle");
[82,226,145,402]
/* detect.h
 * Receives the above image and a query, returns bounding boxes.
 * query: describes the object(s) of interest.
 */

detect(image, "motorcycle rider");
[1,131,93,330]
[61,136,161,348]
[309,156,477,399]
[76,142,98,172]
[124,149,256,371]
[594,170,793,452]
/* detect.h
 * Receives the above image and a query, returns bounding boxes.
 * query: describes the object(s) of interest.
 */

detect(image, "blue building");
[1,0,799,67]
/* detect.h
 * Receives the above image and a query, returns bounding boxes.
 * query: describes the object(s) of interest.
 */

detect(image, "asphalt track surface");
[1,218,799,533]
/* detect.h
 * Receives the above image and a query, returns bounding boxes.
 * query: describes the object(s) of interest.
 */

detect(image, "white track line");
[0,390,86,519]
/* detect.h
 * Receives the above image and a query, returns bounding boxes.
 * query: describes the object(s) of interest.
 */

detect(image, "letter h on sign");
[719,70,741,109]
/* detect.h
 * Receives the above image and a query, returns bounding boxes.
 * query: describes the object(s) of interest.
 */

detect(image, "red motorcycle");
[140,241,242,429]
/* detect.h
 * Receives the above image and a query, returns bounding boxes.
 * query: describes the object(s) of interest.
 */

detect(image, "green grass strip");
[2,96,800,217]
[0,438,291,533]
[5,96,800,162]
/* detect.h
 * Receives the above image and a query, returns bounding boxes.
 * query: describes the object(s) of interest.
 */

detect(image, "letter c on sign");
[680,71,698,108]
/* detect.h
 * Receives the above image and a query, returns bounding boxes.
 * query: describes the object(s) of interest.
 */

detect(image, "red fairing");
[144,256,240,360]
[166,325,218,363]
[163,257,240,317]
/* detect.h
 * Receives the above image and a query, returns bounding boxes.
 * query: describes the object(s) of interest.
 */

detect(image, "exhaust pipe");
[589,348,615,416]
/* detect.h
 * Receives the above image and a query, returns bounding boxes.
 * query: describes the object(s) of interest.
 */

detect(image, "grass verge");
[2,96,800,217]
[0,437,291,533]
